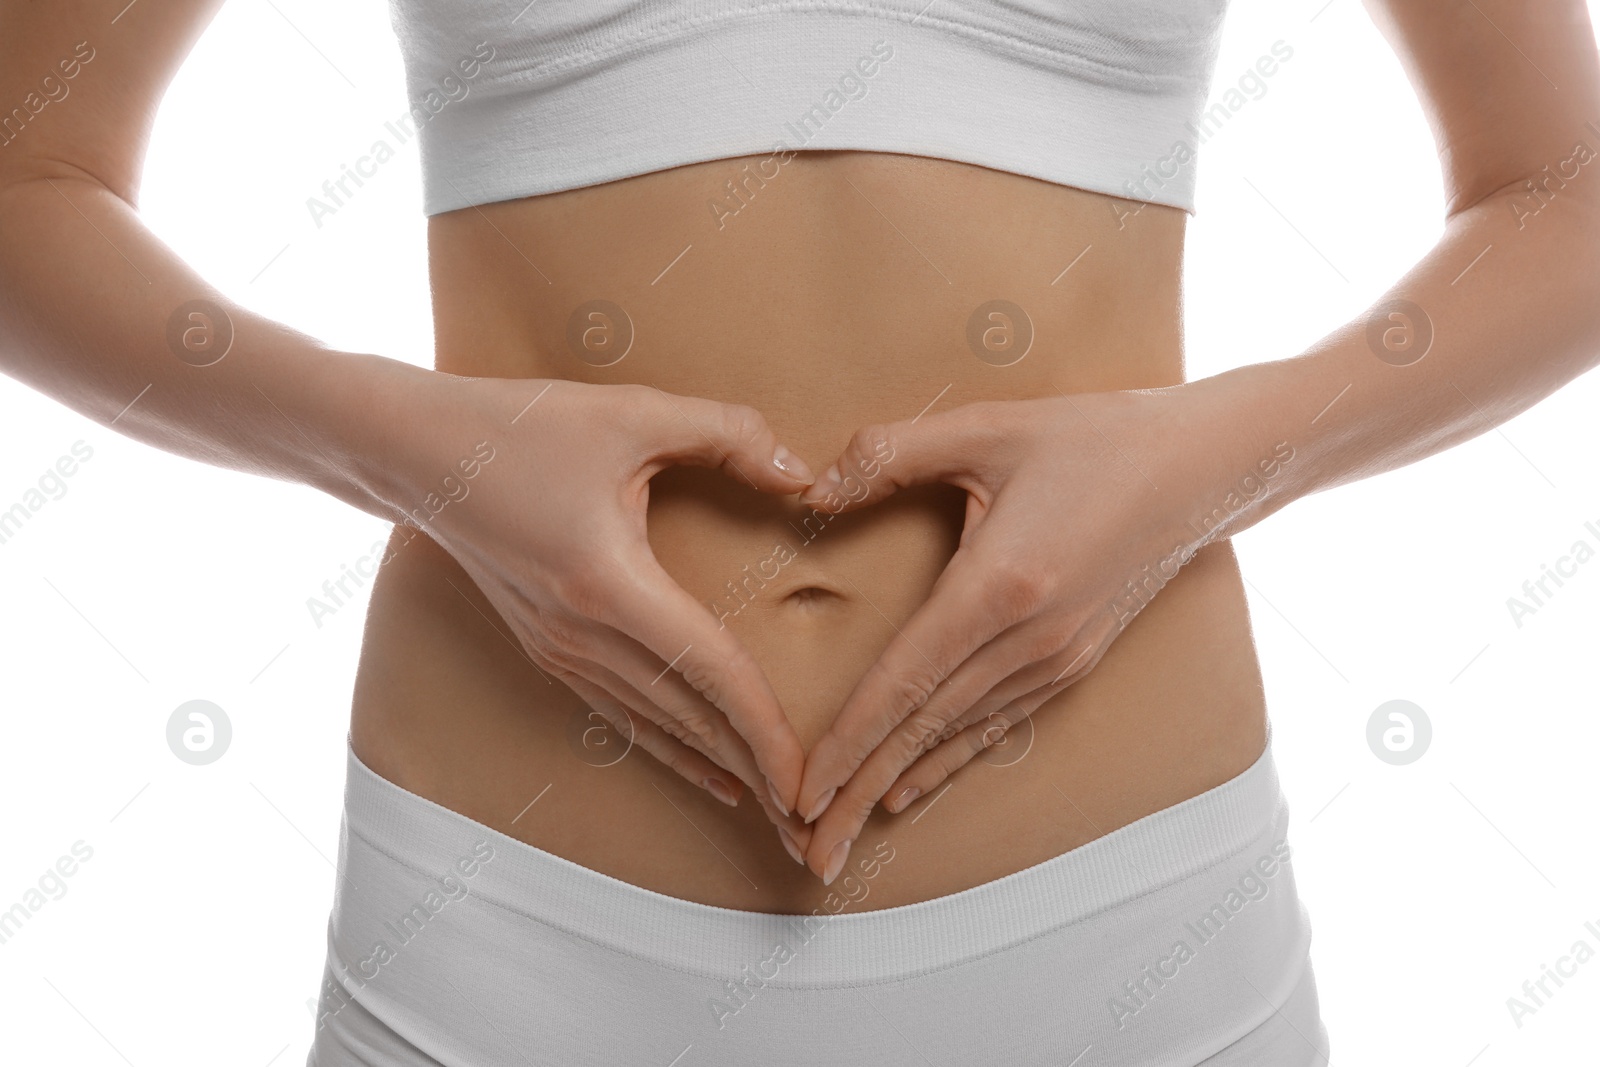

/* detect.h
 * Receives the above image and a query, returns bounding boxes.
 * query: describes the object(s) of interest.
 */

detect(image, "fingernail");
[890,786,921,813]
[772,446,813,483]
[804,786,836,825]
[703,778,739,807]
[802,468,840,502]
[764,775,789,817]
[822,838,853,886]
[777,826,805,866]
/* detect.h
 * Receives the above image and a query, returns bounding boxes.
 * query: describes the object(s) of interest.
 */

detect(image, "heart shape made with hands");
[636,383,1199,883]
[642,440,973,873]
[646,454,960,726]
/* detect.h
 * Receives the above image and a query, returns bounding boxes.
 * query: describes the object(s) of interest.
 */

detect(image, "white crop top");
[385,0,1232,216]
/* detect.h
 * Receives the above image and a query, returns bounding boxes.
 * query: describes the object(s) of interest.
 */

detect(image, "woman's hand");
[365,367,817,834]
[790,372,1292,883]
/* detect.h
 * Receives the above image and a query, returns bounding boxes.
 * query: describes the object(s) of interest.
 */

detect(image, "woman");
[2,0,1597,1063]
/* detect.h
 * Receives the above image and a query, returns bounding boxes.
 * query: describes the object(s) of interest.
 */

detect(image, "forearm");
[0,172,424,519]
[1206,176,1600,536]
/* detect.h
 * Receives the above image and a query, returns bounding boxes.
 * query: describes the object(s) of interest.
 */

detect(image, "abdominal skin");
[349,150,1269,913]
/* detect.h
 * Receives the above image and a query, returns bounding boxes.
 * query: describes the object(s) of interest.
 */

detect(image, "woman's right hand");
[360,365,815,835]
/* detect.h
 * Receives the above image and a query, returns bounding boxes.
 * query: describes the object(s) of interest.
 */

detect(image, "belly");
[349,151,1268,913]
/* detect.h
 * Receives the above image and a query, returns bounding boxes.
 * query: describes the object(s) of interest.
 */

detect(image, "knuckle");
[935,717,967,747]
[627,382,660,407]
[600,384,656,436]
[685,640,757,714]
[675,711,720,752]
[658,716,693,745]
[986,561,1049,619]
[869,659,940,718]
[978,711,1013,749]
[825,786,878,831]
[897,712,948,762]
[590,702,631,734]
[617,382,658,416]
[720,403,767,447]
[523,624,572,668]
[849,422,896,465]
[940,733,985,775]
[537,609,589,656]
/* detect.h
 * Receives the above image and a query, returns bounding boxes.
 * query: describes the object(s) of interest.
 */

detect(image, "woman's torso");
[348,149,1268,913]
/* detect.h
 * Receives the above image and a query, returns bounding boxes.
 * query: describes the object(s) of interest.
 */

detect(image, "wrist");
[296,349,441,522]
[1163,357,1333,545]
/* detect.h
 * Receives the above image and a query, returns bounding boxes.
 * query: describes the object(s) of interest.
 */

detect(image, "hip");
[310,730,1323,1066]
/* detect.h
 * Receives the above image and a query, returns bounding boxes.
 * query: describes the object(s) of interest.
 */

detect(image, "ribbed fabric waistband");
[342,738,1284,988]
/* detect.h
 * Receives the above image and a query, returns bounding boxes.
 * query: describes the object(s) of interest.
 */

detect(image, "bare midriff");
[349,150,1268,914]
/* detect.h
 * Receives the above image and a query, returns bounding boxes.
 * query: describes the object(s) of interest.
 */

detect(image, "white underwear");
[308,738,1329,1066]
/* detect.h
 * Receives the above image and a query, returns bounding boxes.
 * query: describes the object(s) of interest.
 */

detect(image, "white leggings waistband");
[312,737,1328,1066]
[339,736,1285,985]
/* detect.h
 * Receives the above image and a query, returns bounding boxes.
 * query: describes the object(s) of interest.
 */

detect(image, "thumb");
[639,386,813,494]
[797,407,992,513]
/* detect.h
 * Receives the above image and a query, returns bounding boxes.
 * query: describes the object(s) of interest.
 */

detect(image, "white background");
[2,0,1598,1063]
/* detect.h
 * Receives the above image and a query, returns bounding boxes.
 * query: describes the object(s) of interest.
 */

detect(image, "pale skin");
[1,0,1597,919]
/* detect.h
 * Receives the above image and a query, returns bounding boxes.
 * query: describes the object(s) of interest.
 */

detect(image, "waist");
[423,150,1189,419]
[350,152,1267,912]
[423,152,1191,733]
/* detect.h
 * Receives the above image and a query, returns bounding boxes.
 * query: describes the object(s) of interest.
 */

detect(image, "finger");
[796,548,1033,824]
[564,619,783,806]
[568,664,811,865]
[638,387,814,492]
[780,817,814,864]
[559,674,745,804]
[588,552,808,818]
[804,686,1055,883]
[801,703,968,884]
[881,618,1124,811]
[750,787,816,865]
[883,702,1040,814]
[435,572,747,785]
[795,404,997,512]
[890,615,1089,747]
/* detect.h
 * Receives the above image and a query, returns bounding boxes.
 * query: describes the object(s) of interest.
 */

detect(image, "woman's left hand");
[790,371,1293,884]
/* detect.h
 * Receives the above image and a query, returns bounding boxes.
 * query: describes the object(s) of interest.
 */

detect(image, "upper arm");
[0,0,226,203]
[1363,0,1600,216]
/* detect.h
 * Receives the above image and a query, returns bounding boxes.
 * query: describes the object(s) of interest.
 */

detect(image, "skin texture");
[0,1,1596,915]
[349,152,1273,910]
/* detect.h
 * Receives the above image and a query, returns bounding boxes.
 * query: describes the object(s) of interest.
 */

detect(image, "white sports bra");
[385,0,1232,216]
